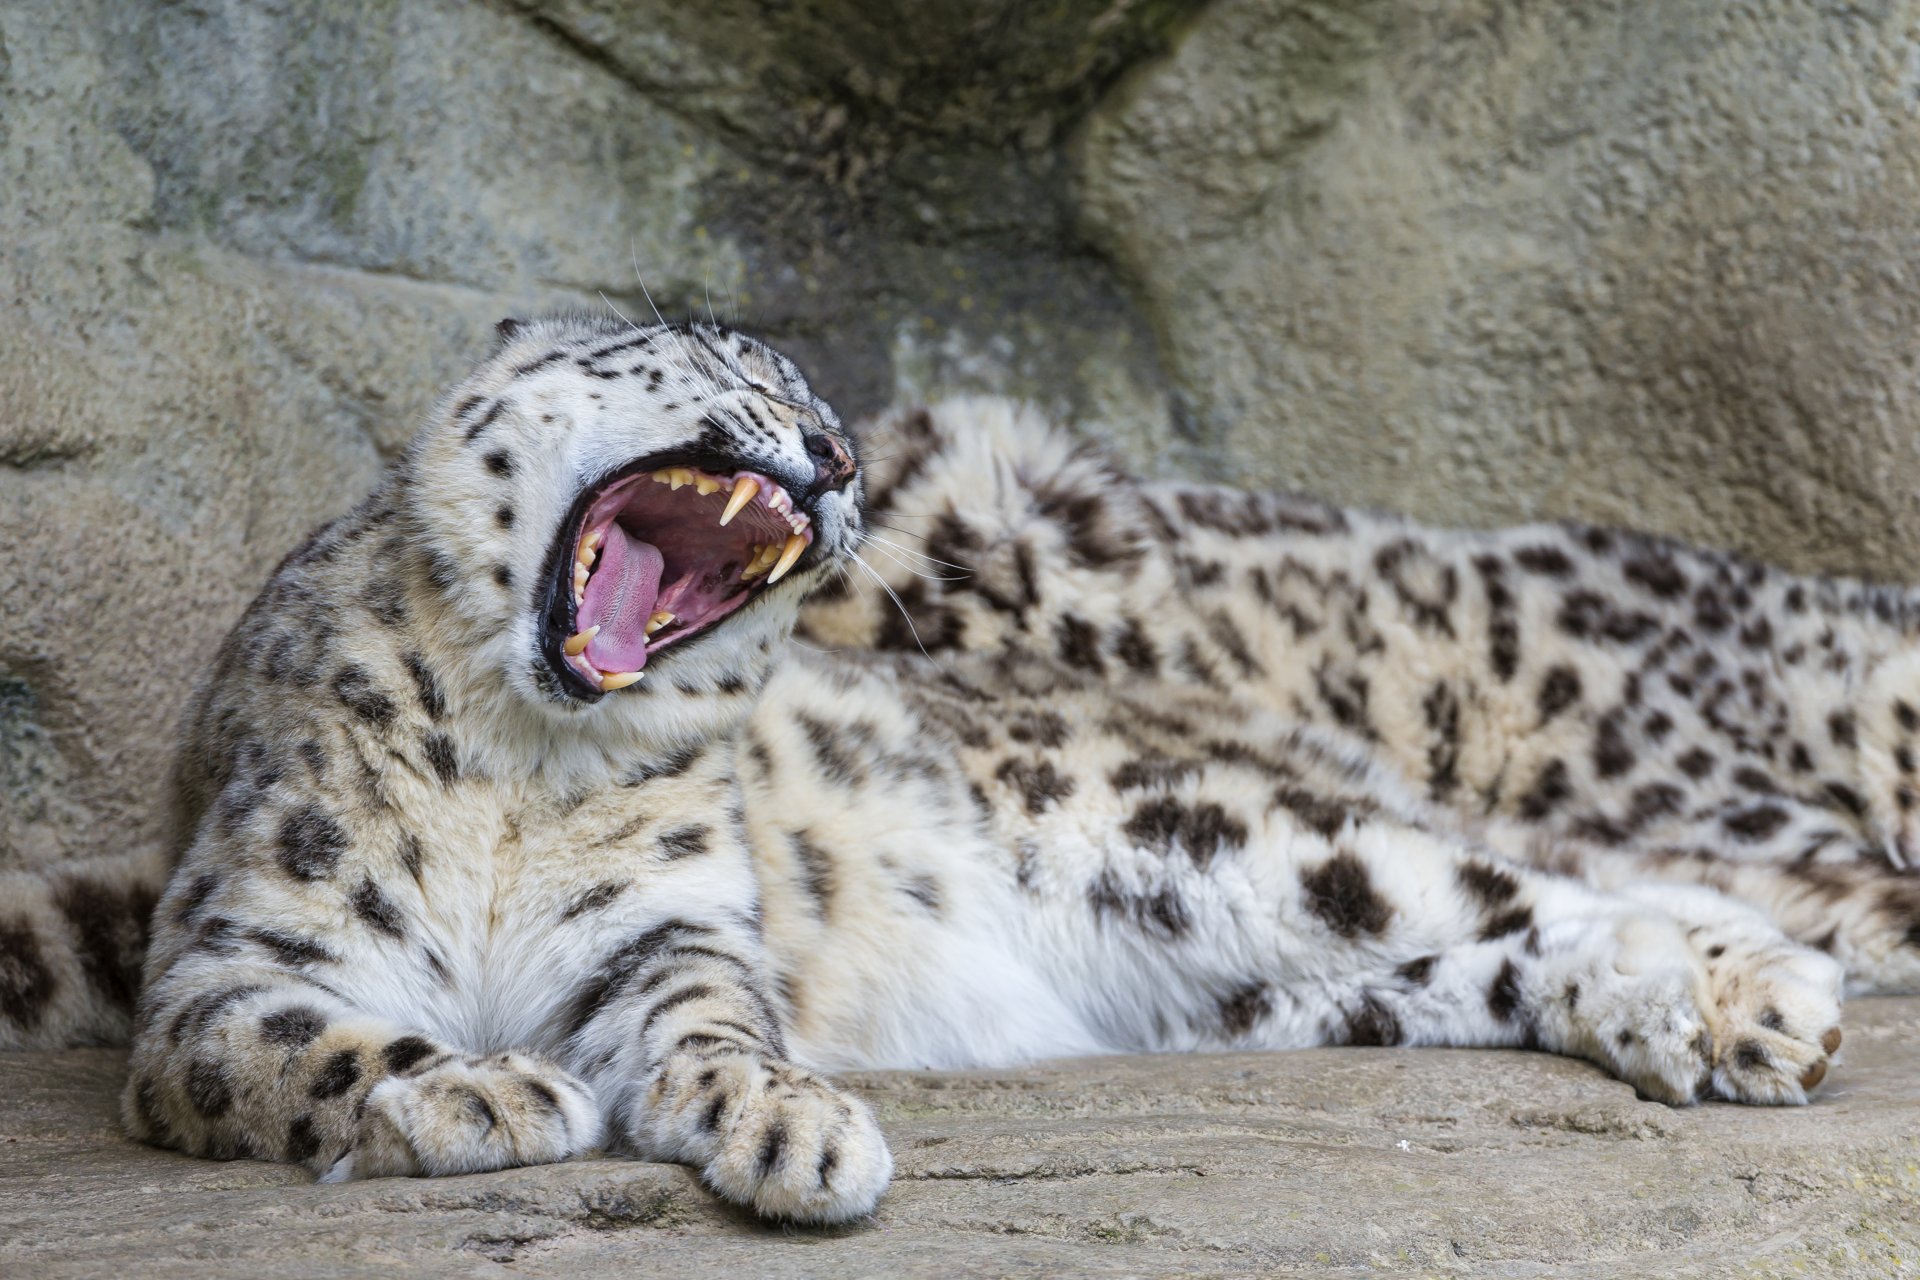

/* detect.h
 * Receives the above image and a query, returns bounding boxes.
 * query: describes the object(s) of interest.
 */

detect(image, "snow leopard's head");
[408,314,865,711]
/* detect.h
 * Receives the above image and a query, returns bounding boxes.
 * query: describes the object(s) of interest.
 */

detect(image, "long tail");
[0,848,172,1049]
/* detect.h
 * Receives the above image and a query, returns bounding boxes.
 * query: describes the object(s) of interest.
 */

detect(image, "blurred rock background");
[5,0,1920,873]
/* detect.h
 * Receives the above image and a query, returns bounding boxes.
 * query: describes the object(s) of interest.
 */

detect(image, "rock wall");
[5,0,1920,871]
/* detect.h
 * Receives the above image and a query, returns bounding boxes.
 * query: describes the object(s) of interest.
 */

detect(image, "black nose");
[802,428,857,494]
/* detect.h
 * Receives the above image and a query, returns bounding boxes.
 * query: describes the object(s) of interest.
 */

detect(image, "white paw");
[1563,906,1845,1106]
[333,1051,602,1179]
[1694,921,1845,1105]
[646,1053,892,1223]
[1562,912,1718,1105]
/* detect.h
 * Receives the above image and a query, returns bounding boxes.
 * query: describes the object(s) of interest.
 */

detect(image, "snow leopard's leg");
[558,908,892,1224]
[1489,809,1920,996]
[1036,709,1845,1106]
[125,823,602,1178]
[130,958,603,1179]
[1210,816,1843,1105]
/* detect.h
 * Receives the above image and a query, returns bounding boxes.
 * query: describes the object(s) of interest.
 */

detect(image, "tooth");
[564,625,600,656]
[581,529,602,552]
[720,477,759,526]
[694,475,719,496]
[766,534,807,584]
[646,611,673,635]
[669,467,693,490]
[600,670,644,690]
[574,564,589,597]
[652,471,671,483]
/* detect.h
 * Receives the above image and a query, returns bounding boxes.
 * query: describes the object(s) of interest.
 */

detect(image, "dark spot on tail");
[52,875,154,1013]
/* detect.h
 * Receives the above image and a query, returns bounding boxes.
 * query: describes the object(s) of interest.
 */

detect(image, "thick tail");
[0,848,171,1049]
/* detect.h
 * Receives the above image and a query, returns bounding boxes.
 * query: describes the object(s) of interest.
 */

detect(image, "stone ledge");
[4,999,1917,1278]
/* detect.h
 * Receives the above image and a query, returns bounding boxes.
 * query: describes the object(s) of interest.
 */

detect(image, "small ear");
[494,317,525,343]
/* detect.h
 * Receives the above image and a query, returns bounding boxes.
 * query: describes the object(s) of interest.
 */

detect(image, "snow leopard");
[5,313,1915,1224]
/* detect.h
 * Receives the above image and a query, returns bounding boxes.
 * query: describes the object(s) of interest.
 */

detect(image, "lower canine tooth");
[600,670,644,691]
[766,534,807,584]
[646,611,673,635]
[564,625,599,657]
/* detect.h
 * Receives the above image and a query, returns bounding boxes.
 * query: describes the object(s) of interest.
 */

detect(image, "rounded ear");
[493,317,525,345]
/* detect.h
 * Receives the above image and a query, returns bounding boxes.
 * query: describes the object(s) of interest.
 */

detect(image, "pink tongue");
[579,523,663,672]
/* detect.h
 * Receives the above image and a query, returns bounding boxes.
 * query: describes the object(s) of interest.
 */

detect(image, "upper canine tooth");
[668,467,693,489]
[766,534,807,584]
[646,611,673,635]
[694,475,720,496]
[600,670,644,691]
[564,625,600,656]
[720,476,758,526]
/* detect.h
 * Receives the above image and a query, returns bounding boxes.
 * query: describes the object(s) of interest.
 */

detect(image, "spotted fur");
[4,324,1903,1224]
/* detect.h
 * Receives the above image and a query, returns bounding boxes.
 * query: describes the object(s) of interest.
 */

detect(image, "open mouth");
[543,463,816,695]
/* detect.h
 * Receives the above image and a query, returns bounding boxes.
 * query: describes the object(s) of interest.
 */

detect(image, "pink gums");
[564,469,812,686]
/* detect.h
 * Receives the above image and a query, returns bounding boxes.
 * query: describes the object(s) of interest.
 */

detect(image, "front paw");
[648,1053,892,1223]
[325,1051,602,1180]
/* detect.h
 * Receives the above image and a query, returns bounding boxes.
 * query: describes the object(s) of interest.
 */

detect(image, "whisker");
[850,551,937,664]
[865,539,967,582]
[599,291,646,336]
[864,532,973,573]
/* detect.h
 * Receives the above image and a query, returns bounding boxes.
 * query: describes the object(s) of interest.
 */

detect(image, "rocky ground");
[4,1000,1917,1278]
